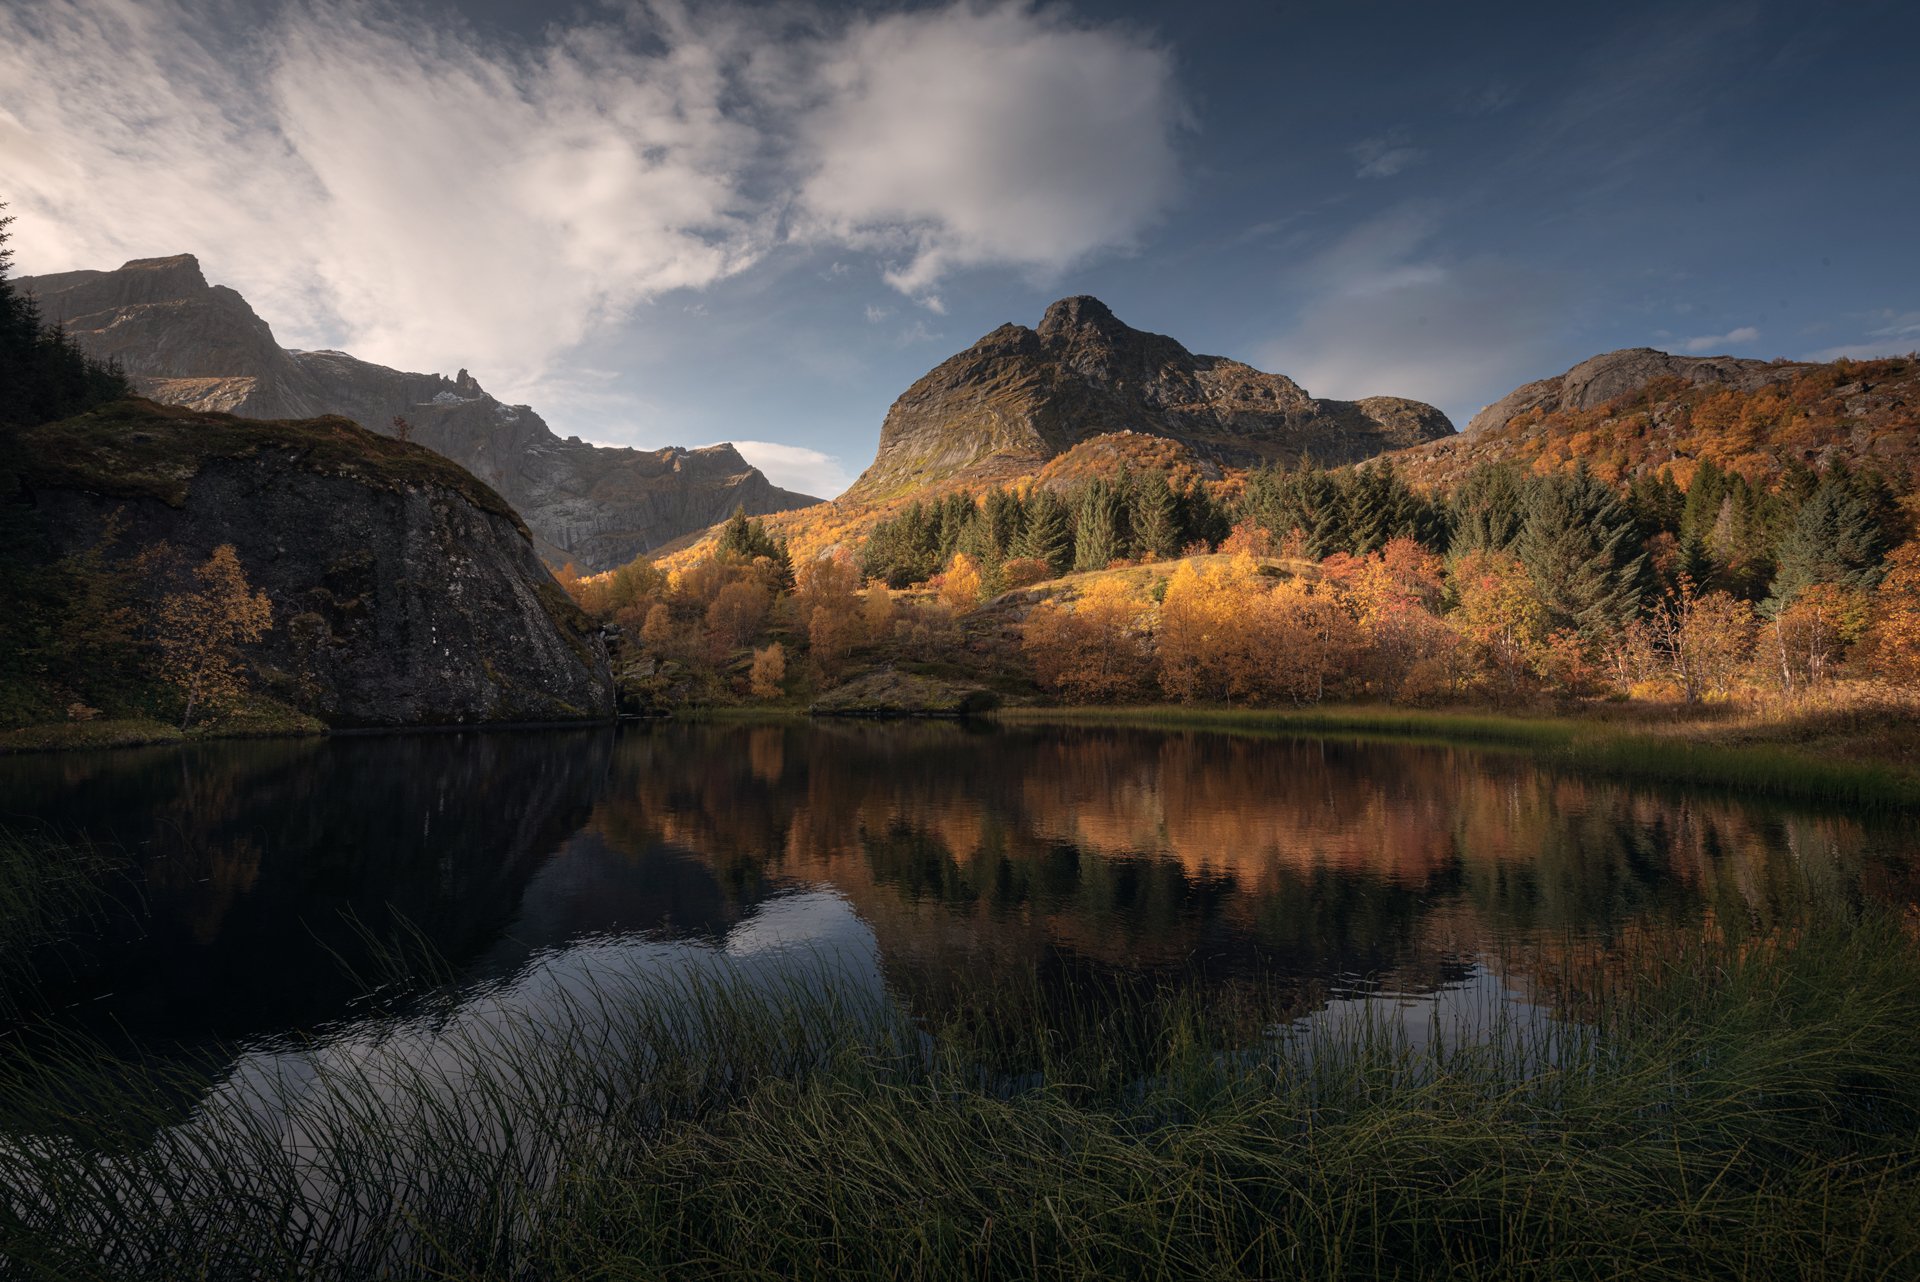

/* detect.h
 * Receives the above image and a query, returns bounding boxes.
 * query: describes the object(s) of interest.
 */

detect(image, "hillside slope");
[1400,351,1920,490]
[5,400,615,727]
[18,256,817,571]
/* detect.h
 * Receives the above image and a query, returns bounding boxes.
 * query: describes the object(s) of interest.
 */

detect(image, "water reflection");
[3,721,1916,1057]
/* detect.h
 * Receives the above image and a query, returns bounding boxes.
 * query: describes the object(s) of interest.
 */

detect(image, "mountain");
[1398,348,1920,489]
[6,399,615,727]
[17,255,817,572]
[844,295,1454,501]
[1463,347,1803,436]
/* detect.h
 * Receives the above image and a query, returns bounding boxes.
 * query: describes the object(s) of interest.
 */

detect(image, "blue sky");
[3,0,1916,497]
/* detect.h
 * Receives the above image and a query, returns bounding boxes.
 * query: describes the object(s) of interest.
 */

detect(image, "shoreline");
[7,699,1917,810]
[992,703,1920,809]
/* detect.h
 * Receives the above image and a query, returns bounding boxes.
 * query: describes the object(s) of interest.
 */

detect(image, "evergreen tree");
[1016,489,1074,575]
[1449,464,1529,554]
[1515,465,1649,635]
[1073,480,1126,571]
[1129,471,1181,559]
[858,502,944,587]
[1627,470,1685,541]
[1175,482,1230,551]
[0,202,131,427]
[981,488,1024,560]
[1766,469,1893,610]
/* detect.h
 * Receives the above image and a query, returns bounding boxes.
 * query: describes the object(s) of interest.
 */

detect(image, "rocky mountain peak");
[844,297,1454,501]
[1037,295,1124,341]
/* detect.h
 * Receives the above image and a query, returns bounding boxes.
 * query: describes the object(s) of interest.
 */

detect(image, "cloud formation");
[726,440,855,500]
[1350,130,1426,180]
[1682,326,1759,352]
[1804,310,1920,362]
[1259,206,1569,424]
[797,2,1185,301]
[0,0,1183,399]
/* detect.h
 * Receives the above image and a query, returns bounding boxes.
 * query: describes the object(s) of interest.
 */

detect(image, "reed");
[3,907,1918,1280]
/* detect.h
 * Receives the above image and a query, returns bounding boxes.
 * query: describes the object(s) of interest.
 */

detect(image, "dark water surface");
[5,721,1918,1057]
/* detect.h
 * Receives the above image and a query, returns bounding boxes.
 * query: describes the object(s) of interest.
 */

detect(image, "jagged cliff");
[7,400,616,727]
[844,296,1454,501]
[18,256,816,571]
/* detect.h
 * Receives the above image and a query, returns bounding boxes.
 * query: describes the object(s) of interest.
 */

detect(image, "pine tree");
[1130,471,1181,559]
[1767,470,1892,610]
[1073,480,1126,571]
[1016,489,1074,575]
[1449,464,1529,554]
[1515,466,1648,635]
[0,202,130,426]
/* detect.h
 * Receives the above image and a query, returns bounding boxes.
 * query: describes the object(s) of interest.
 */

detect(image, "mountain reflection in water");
[3,720,1916,1060]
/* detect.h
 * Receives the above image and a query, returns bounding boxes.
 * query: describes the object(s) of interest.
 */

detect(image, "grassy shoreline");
[5,910,1918,1280]
[994,702,1920,809]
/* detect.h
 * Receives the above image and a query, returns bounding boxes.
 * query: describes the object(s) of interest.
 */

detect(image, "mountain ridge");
[17,255,817,572]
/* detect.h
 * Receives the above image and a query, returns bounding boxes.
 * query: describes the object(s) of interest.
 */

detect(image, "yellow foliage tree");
[749,642,787,699]
[156,544,273,729]
[861,579,895,642]
[937,553,984,612]
[1020,577,1148,701]
[1861,541,1920,686]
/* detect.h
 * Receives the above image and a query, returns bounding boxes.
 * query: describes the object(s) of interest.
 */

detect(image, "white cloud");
[1681,325,1759,352]
[863,304,895,323]
[1350,130,1427,180]
[1802,310,1920,362]
[1259,205,1570,424]
[795,1,1186,300]
[725,440,854,500]
[0,0,1183,401]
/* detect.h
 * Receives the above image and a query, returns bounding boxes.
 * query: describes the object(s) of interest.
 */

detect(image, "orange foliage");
[1861,542,1920,685]
[1021,577,1150,701]
[156,544,273,729]
[936,552,985,611]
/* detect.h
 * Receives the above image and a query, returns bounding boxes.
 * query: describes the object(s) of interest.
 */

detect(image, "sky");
[3,0,1917,499]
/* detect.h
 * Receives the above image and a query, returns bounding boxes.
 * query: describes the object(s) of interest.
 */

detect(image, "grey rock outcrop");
[1464,347,1803,436]
[846,295,1454,500]
[19,256,817,571]
[10,401,616,727]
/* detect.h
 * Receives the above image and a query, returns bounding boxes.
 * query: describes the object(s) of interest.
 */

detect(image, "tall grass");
[0,827,137,1018]
[4,910,1919,1280]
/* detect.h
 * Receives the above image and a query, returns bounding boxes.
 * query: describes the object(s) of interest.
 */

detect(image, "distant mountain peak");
[19,257,819,571]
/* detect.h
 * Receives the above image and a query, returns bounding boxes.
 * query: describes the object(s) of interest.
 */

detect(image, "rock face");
[18,256,817,571]
[845,296,1454,500]
[9,400,616,727]
[1464,348,1801,437]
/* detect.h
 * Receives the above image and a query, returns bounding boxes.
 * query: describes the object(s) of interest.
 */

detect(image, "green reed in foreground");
[3,911,1920,1281]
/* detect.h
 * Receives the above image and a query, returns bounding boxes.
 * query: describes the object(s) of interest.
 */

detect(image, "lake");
[5,719,1917,1062]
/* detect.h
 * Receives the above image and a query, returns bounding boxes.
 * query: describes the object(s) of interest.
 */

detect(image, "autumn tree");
[1762,582,1868,697]
[705,579,770,658]
[937,552,985,611]
[862,579,896,641]
[155,544,273,728]
[749,642,787,699]
[1859,542,1920,686]
[1020,577,1149,701]
[1450,549,1547,698]
[1655,581,1755,702]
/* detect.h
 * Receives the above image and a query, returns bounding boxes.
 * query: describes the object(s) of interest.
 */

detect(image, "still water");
[5,720,1919,1058]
